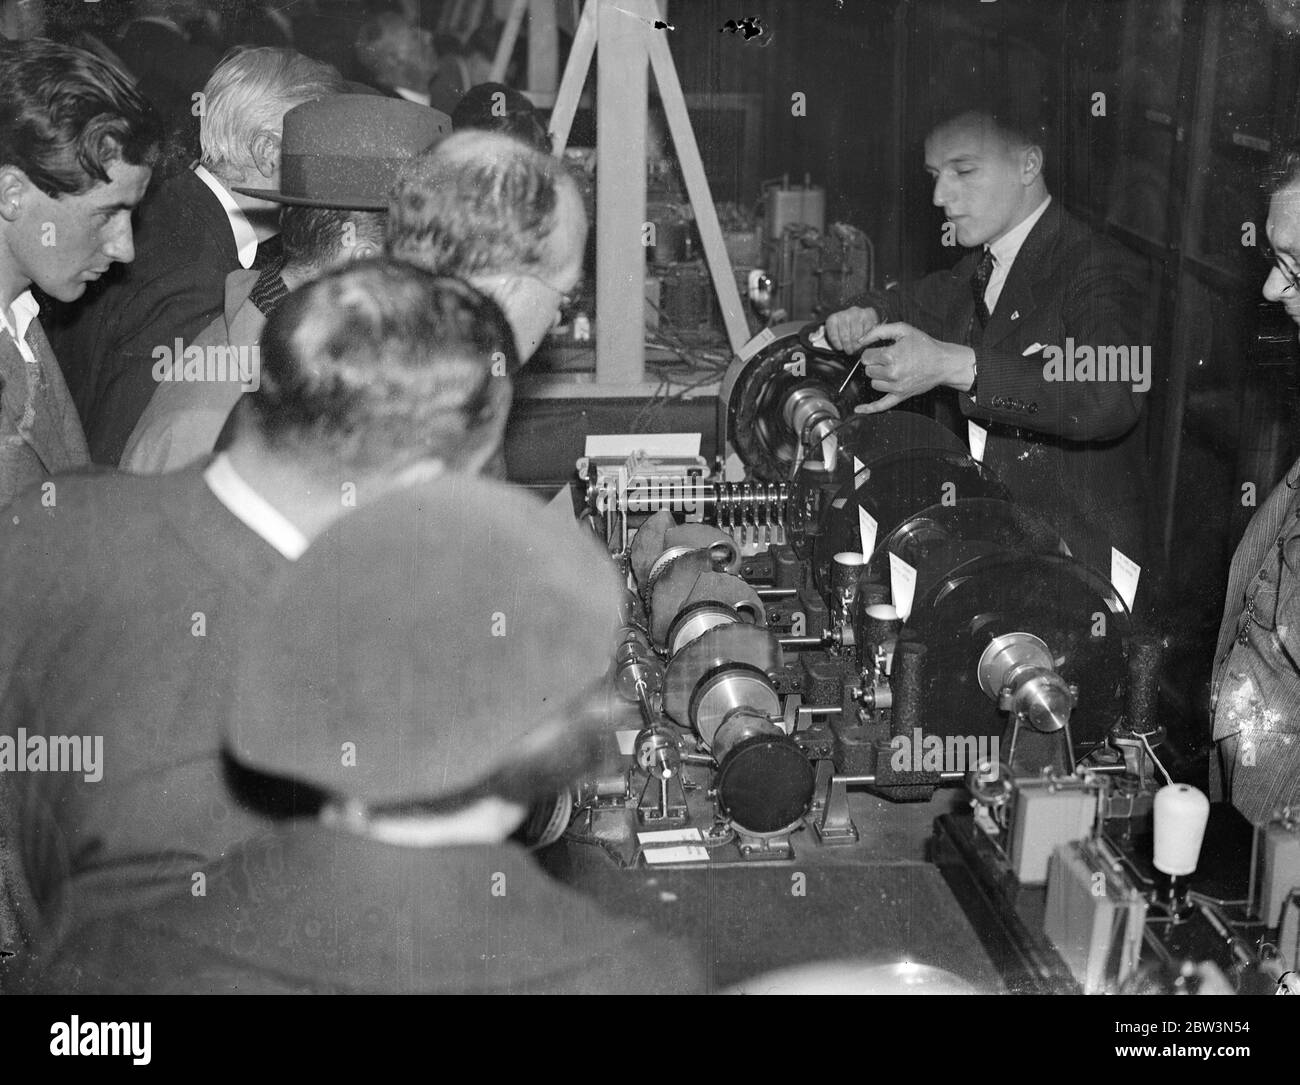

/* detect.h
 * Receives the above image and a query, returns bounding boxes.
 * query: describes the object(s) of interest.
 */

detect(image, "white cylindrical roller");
[1153,783,1211,877]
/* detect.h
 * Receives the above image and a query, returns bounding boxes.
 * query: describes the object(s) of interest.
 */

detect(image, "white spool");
[1153,783,1211,877]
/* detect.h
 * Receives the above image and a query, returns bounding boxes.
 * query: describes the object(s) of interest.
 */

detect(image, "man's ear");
[349,237,381,261]
[249,131,281,180]
[0,165,33,224]
[1023,144,1044,185]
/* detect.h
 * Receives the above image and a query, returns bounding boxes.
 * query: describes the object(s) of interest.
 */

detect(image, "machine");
[539,320,1299,994]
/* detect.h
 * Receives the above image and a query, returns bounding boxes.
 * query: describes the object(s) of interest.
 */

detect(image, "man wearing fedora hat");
[41,46,347,467]
[27,471,706,995]
[0,260,517,988]
[120,93,450,475]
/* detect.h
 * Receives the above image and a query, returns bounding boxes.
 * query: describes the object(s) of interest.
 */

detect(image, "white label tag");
[967,420,988,464]
[737,326,776,364]
[1110,547,1141,612]
[615,729,639,756]
[584,433,701,458]
[831,496,847,510]
[643,845,711,865]
[637,828,704,845]
[853,455,869,489]
[858,506,878,559]
[889,552,917,622]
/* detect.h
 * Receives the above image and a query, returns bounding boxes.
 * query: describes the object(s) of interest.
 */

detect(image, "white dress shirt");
[0,290,40,367]
[204,452,308,560]
[393,86,432,108]
[983,195,1052,315]
[192,164,260,269]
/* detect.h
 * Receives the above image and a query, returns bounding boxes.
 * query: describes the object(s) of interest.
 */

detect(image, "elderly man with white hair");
[44,45,345,465]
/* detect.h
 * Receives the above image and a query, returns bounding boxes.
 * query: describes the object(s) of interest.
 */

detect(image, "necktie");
[969,246,994,341]
[967,246,993,350]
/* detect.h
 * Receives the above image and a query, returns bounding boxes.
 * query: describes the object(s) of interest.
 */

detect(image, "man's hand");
[853,322,976,415]
[824,306,881,353]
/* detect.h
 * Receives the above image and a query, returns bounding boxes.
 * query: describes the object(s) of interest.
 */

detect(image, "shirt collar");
[988,195,1052,268]
[203,453,308,560]
[0,289,40,344]
[192,164,260,269]
[393,86,432,108]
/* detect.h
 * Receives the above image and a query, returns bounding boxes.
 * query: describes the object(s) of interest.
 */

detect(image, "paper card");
[1059,537,1073,558]
[967,420,988,464]
[858,506,878,560]
[737,327,776,363]
[889,552,918,622]
[831,496,847,510]
[637,828,704,845]
[615,730,640,756]
[854,455,869,489]
[1110,547,1141,612]
[643,845,711,865]
[583,433,701,459]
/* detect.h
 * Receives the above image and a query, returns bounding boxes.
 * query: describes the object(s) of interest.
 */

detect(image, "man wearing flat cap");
[0,260,517,988]
[120,93,450,475]
[30,470,707,995]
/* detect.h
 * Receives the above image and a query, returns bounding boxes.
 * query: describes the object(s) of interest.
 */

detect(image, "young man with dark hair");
[825,101,1153,577]
[1209,141,1300,824]
[0,37,161,508]
[0,260,515,987]
[43,45,347,466]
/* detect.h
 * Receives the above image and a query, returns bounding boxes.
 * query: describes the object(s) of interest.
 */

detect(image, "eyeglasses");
[517,270,579,312]
[1261,241,1300,295]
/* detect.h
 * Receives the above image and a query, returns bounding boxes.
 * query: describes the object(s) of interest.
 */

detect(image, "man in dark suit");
[1209,142,1300,825]
[0,260,516,988]
[27,472,706,995]
[0,39,160,508]
[826,104,1153,581]
[113,0,220,155]
[44,46,345,466]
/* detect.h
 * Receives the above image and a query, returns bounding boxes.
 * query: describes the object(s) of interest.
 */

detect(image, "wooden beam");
[490,0,528,83]
[527,0,560,95]
[548,0,596,155]
[594,0,649,384]
[645,12,748,355]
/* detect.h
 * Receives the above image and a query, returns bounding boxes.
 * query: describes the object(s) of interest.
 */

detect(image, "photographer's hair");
[0,37,162,197]
[1267,140,1300,196]
[386,130,575,277]
[279,205,386,270]
[248,258,516,472]
[451,82,551,153]
[199,46,344,179]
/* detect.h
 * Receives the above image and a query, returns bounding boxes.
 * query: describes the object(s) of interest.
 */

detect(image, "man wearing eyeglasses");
[387,130,586,367]
[1210,143,1300,824]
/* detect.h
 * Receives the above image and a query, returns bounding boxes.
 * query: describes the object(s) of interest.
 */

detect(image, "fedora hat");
[233,94,451,211]
[224,474,624,805]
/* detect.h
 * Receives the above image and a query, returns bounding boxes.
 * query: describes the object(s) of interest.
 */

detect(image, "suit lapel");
[982,202,1060,348]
